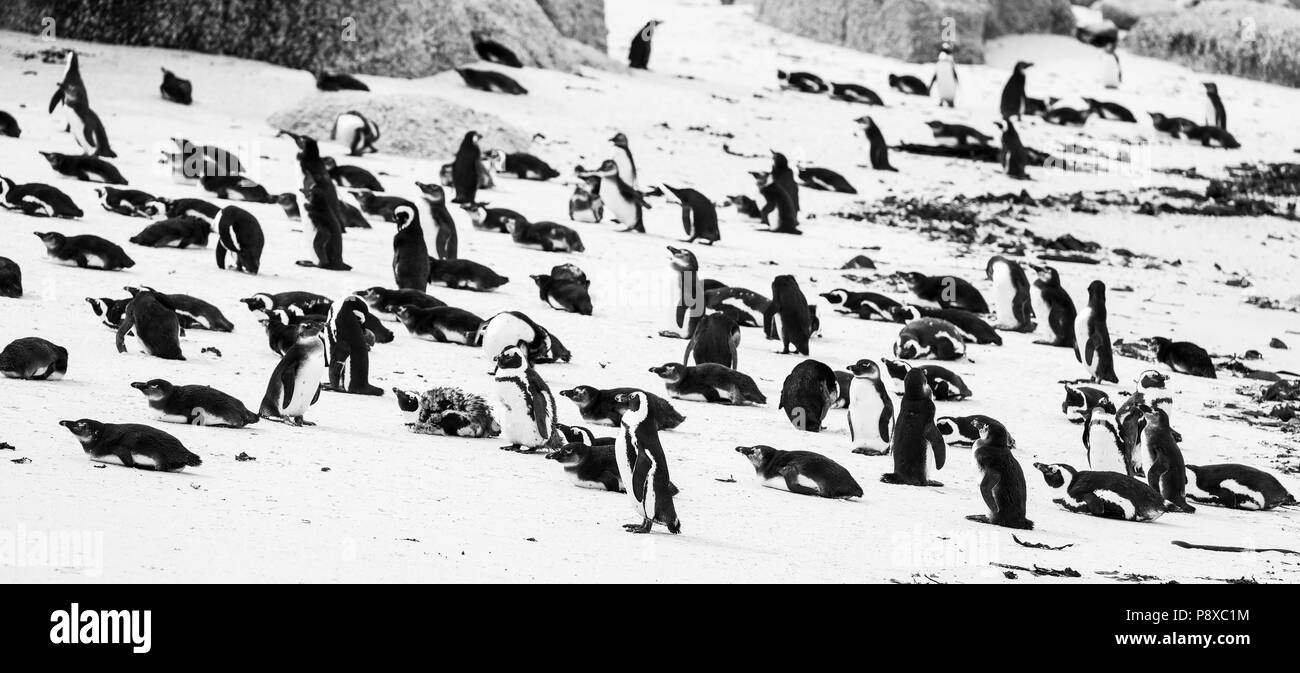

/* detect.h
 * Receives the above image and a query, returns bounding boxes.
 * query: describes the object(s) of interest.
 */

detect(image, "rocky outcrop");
[984,0,1076,38]
[535,0,608,51]
[1098,0,1181,29]
[1126,0,1300,87]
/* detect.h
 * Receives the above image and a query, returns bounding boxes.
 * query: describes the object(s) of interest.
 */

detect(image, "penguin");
[0,257,21,298]
[498,152,560,180]
[829,82,884,105]
[777,70,828,94]
[764,275,812,355]
[966,419,1033,529]
[130,379,258,428]
[97,186,159,217]
[725,194,763,220]
[1138,405,1195,513]
[330,110,380,156]
[0,177,83,218]
[1146,337,1215,378]
[34,232,133,270]
[1183,125,1240,149]
[259,310,312,356]
[126,287,232,332]
[240,291,332,316]
[457,202,525,234]
[930,44,958,107]
[259,322,325,426]
[1061,383,1116,423]
[1082,407,1129,474]
[159,197,221,224]
[649,362,765,405]
[881,359,971,400]
[450,131,483,205]
[797,167,856,194]
[663,185,720,245]
[819,289,900,321]
[611,391,681,534]
[589,159,645,232]
[159,68,192,104]
[1028,264,1076,347]
[394,386,500,438]
[705,286,771,328]
[427,258,509,291]
[778,359,838,432]
[683,313,740,368]
[985,256,1033,331]
[478,311,571,364]
[165,138,246,181]
[889,74,929,96]
[1185,464,1297,511]
[531,273,593,315]
[351,191,413,223]
[925,122,992,147]
[0,337,67,380]
[559,386,685,430]
[394,305,483,344]
[129,216,210,248]
[770,151,800,213]
[355,287,445,318]
[1098,42,1122,89]
[492,345,561,452]
[1074,280,1118,384]
[568,173,604,224]
[557,424,612,447]
[214,206,264,274]
[1148,113,1199,139]
[1042,105,1091,127]
[995,118,1030,180]
[847,359,894,456]
[881,368,946,487]
[735,445,863,499]
[507,219,585,253]
[659,246,706,339]
[999,61,1032,120]
[0,110,21,137]
[323,157,383,191]
[935,414,1014,448]
[1083,98,1136,123]
[628,20,663,69]
[115,289,183,360]
[1204,82,1227,131]
[456,68,528,94]
[609,132,639,189]
[751,171,800,234]
[546,443,623,492]
[1034,462,1164,521]
[59,420,201,471]
[894,318,966,361]
[39,152,127,185]
[48,52,115,157]
[315,71,369,91]
[888,305,1001,345]
[415,182,459,260]
[201,175,274,202]
[856,116,897,171]
[385,203,431,292]
[474,39,523,67]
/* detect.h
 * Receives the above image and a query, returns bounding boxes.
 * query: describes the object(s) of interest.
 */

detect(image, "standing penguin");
[589,159,645,232]
[966,419,1033,529]
[298,181,350,270]
[929,43,958,107]
[999,61,1032,120]
[779,359,839,432]
[881,368,945,487]
[986,255,1033,331]
[659,246,705,339]
[48,52,115,157]
[214,206,264,274]
[115,289,184,361]
[628,20,663,70]
[1075,280,1118,384]
[1100,42,1122,89]
[763,275,812,355]
[391,204,430,292]
[492,345,561,452]
[415,182,459,260]
[612,391,681,534]
[995,118,1029,180]
[663,185,720,245]
[1140,405,1195,513]
[159,68,193,105]
[324,296,388,396]
[610,132,639,190]
[1204,82,1226,131]
[856,116,897,171]
[452,131,482,205]
[259,322,325,426]
[847,359,894,456]
[1029,264,1076,347]
[770,152,799,213]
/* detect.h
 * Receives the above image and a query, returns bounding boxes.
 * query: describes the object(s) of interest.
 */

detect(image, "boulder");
[1099,0,1180,29]
[845,0,991,64]
[535,0,608,51]
[1126,0,1300,87]
[984,0,1077,38]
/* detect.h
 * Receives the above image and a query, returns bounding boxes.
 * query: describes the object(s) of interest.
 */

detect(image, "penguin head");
[595,159,620,177]
[901,368,932,400]
[130,379,173,400]
[1029,264,1058,285]
[649,362,685,381]
[1033,463,1074,488]
[58,419,103,444]
[545,444,583,465]
[666,246,698,271]
[240,294,274,312]
[1136,369,1168,389]
[542,333,571,363]
[38,151,63,169]
[770,151,790,170]
[492,345,529,375]
[612,391,644,414]
[887,305,918,323]
[881,359,910,381]
[749,170,771,187]
[1203,82,1218,94]
[392,388,420,414]
[1014,61,1033,72]
[735,445,775,468]
[970,417,1009,446]
[818,289,847,305]
[1087,280,1107,302]
[296,321,324,341]
[935,416,958,439]
[33,231,63,249]
[415,182,444,202]
[530,274,551,289]
[846,359,881,379]
[463,131,481,147]
[393,204,417,229]
[0,176,13,198]
[558,386,594,405]
[609,132,629,148]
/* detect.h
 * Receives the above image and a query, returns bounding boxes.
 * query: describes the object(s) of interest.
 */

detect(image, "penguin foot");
[657,330,687,339]
[623,519,653,534]
[965,514,991,524]
[1166,502,1196,513]
[925,480,944,487]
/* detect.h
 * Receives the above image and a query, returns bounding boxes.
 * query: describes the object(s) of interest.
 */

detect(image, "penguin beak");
[59,420,74,429]
[558,389,574,398]
[129,382,147,390]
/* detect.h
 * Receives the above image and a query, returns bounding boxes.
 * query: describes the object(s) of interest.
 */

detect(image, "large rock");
[1126,0,1300,87]
[752,0,851,44]
[0,0,612,77]
[1099,0,1181,29]
[535,0,608,51]
[984,0,1076,38]
[268,92,532,159]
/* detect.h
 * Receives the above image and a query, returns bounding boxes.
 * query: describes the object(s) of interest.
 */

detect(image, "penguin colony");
[0,9,1295,568]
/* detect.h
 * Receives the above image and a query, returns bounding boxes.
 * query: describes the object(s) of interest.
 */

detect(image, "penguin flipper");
[847,413,856,442]
[48,85,64,113]
[878,405,892,443]
[631,451,654,502]
[924,423,946,470]
[279,365,297,409]
[531,391,553,439]
[979,467,1000,513]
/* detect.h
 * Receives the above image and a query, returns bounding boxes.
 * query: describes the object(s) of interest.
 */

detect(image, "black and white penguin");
[456,68,528,94]
[1099,42,1122,89]
[259,322,325,426]
[881,368,945,487]
[888,305,1001,345]
[894,318,966,361]
[1074,280,1118,384]
[34,231,133,270]
[557,424,611,447]
[296,185,350,272]
[492,345,561,452]
[611,391,681,534]
[546,443,623,492]
[589,159,645,232]
[331,110,380,156]
[778,359,838,432]
[457,202,524,234]
[394,305,483,345]
[39,152,127,185]
[560,386,685,431]
[1081,406,1128,474]
[0,257,21,298]
[777,70,828,94]
[764,275,812,355]
[659,246,706,339]
[201,175,274,203]
[498,152,560,180]
[568,173,604,224]
[97,186,159,217]
[240,291,332,316]
[126,287,231,332]
[214,206,264,274]
[897,271,988,313]
[1028,264,1076,347]
[995,118,1030,180]
[474,37,523,67]
[663,185,720,245]
[0,110,21,137]
[160,68,192,104]
[751,171,800,235]
[1061,383,1116,423]
[926,122,992,147]
[506,219,584,253]
[130,379,258,428]
[628,20,663,69]
[1185,464,1296,511]
[649,362,765,406]
[797,166,856,194]
[390,204,430,292]
[610,132,639,189]
[315,70,368,91]
[935,414,1014,448]
[323,157,383,191]
[999,61,1032,120]
[683,313,740,368]
[846,359,894,456]
[735,445,863,499]
[427,258,509,291]
[159,197,221,225]
[770,151,800,213]
[889,74,929,96]
[59,419,200,471]
[1083,97,1136,123]
[1183,125,1240,149]
[115,288,183,360]
[415,182,459,260]
[531,272,593,315]
[129,216,210,248]
[48,51,115,157]
[394,386,500,438]
[356,287,445,318]
[966,419,1033,529]
[324,295,392,396]
[881,359,971,400]
[930,44,958,107]
[985,255,1033,331]
[1146,336,1215,378]
[819,289,900,321]
[0,337,67,380]
[0,177,83,218]
[1042,105,1091,127]
[166,138,246,180]
[828,82,883,105]
[1148,112,1199,139]
[478,311,571,364]
[1204,82,1227,131]
[1138,405,1195,513]
[1034,462,1164,521]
